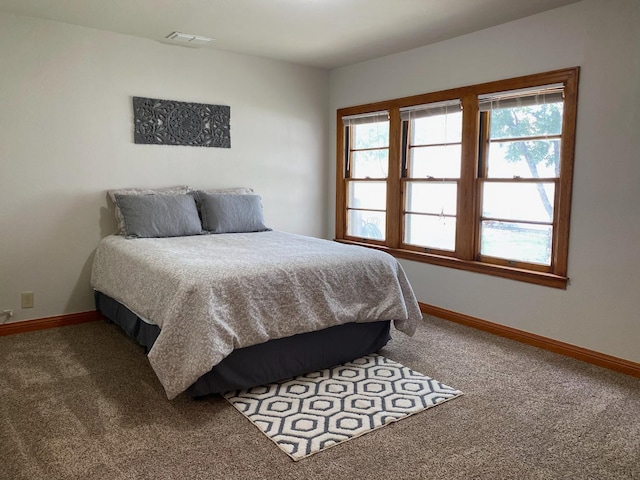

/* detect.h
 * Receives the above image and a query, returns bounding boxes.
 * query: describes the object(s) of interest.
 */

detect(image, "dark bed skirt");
[94,291,392,397]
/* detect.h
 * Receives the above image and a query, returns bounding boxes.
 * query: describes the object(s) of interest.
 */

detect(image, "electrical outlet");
[21,292,34,309]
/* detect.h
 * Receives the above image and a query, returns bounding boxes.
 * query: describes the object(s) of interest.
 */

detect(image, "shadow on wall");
[64,193,118,314]
[100,192,118,238]
[65,253,96,314]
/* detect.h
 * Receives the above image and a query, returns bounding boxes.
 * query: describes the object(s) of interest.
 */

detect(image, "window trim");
[335,67,580,289]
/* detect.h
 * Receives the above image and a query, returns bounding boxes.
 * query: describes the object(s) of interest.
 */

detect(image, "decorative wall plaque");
[133,96,230,148]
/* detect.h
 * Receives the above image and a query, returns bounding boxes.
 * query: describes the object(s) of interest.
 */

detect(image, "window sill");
[335,239,568,289]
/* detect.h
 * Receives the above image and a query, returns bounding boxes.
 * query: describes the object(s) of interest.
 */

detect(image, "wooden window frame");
[343,115,390,245]
[335,67,580,289]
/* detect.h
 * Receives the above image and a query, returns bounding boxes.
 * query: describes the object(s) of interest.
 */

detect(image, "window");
[336,68,579,288]
[478,85,564,269]
[342,111,389,241]
[401,100,462,252]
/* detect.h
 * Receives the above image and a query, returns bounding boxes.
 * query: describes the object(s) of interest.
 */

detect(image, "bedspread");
[90,231,422,399]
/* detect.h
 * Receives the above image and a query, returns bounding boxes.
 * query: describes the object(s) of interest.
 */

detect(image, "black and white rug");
[224,354,462,461]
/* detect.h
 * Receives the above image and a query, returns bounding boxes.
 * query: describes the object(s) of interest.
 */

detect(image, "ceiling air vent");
[165,31,213,47]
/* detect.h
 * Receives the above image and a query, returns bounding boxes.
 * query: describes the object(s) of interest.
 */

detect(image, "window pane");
[404,214,456,251]
[409,144,461,178]
[481,221,552,265]
[347,210,385,240]
[487,139,561,178]
[352,121,389,149]
[482,182,555,223]
[351,150,389,179]
[348,181,386,210]
[489,103,563,140]
[412,111,462,145]
[406,182,457,215]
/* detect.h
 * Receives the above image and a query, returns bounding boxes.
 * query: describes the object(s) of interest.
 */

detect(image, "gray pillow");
[108,185,191,235]
[196,192,270,233]
[114,193,203,238]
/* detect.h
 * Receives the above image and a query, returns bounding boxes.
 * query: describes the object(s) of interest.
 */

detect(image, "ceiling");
[0,0,581,69]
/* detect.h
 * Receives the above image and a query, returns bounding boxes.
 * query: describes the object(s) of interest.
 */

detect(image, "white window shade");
[342,111,389,126]
[400,99,461,121]
[478,83,564,111]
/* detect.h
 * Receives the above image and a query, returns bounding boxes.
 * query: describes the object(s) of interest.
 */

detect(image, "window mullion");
[456,94,480,261]
[386,108,402,249]
[553,69,579,277]
[335,111,348,240]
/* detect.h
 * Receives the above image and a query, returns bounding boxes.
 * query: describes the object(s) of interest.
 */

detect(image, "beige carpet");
[1,315,639,479]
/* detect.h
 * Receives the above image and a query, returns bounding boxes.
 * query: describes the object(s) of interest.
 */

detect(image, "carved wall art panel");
[133,97,230,148]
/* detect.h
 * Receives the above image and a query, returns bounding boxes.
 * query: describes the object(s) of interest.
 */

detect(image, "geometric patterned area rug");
[223,354,463,461]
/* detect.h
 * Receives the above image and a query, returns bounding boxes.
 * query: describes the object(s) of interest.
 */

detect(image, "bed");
[91,188,422,399]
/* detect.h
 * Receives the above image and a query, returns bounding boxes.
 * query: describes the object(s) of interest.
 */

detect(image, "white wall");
[3,1,638,366]
[329,0,640,363]
[0,13,329,322]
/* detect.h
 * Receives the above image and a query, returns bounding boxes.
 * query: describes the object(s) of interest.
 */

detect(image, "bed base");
[94,291,392,397]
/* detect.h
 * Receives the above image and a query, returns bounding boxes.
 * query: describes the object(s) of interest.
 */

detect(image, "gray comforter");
[90,231,422,399]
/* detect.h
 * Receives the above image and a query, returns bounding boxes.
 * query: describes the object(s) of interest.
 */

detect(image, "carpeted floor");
[1,315,638,480]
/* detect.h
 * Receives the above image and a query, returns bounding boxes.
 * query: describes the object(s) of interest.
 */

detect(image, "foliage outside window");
[335,68,579,288]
